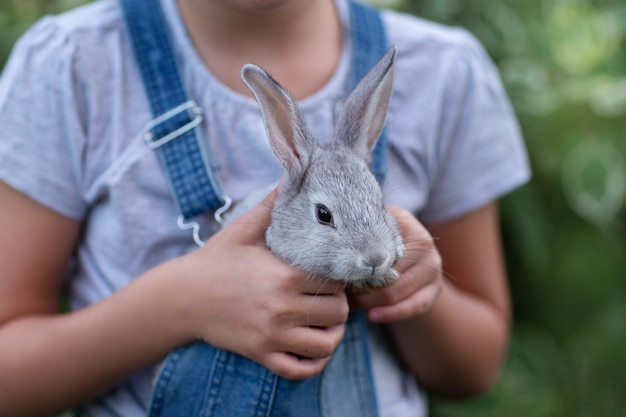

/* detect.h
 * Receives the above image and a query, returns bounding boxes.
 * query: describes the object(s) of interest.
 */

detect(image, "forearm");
[0,259,189,417]
[0,188,350,416]
[388,280,509,399]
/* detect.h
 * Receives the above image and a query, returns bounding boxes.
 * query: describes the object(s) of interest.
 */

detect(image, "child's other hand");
[171,190,349,380]
[349,206,443,323]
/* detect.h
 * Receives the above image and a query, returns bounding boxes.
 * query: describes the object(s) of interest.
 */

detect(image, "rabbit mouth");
[344,268,401,291]
[333,258,401,289]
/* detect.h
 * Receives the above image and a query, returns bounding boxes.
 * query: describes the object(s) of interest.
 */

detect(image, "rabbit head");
[241,47,403,288]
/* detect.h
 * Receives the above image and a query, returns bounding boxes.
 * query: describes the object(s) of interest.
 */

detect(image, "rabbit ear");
[241,64,315,180]
[335,46,396,162]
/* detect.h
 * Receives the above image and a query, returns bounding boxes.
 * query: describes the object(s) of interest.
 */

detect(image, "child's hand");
[349,206,443,323]
[171,190,349,380]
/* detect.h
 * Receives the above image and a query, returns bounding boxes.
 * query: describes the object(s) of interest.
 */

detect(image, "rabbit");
[225,46,404,289]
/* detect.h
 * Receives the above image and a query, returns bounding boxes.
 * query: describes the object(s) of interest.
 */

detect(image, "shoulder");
[1,0,138,123]
[380,8,499,96]
[29,0,123,42]
[377,8,513,126]
[7,1,125,80]
[373,9,530,222]
[381,9,486,63]
[0,1,147,220]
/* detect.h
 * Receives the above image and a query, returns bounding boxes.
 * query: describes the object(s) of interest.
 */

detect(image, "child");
[0,0,530,416]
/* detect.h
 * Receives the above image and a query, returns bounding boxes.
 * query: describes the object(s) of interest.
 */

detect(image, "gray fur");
[234,46,403,288]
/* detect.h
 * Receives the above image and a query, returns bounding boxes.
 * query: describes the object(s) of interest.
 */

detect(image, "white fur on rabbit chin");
[224,46,404,289]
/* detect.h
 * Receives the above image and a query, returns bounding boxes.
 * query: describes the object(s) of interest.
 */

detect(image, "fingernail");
[369,310,383,322]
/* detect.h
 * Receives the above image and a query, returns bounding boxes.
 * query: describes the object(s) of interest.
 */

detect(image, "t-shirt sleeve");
[419,30,531,224]
[0,17,87,220]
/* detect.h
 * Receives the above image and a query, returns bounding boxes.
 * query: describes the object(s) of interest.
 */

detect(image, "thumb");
[227,188,278,243]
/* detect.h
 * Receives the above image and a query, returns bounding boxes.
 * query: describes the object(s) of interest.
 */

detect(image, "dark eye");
[315,204,334,226]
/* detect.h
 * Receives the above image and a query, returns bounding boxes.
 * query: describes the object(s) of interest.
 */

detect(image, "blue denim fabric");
[121,0,389,415]
[148,313,378,417]
[121,0,227,219]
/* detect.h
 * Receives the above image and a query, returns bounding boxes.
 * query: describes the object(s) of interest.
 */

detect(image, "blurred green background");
[1,0,624,416]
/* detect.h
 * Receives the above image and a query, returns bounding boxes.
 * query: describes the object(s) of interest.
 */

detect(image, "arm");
[390,202,509,397]
[351,202,510,398]
[0,183,348,417]
[0,181,193,416]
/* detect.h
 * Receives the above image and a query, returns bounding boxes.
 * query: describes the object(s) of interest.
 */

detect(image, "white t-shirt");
[0,0,530,415]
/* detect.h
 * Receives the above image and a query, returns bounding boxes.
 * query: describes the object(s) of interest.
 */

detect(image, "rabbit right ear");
[335,46,396,162]
[242,65,315,181]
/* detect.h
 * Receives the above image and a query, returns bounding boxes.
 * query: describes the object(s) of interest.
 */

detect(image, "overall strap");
[120,0,229,227]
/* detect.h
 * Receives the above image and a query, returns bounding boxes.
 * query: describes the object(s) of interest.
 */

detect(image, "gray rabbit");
[227,46,403,289]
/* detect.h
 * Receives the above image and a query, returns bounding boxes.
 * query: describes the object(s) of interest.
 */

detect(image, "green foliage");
[0,0,91,67]
[2,0,625,416]
[395,0,626,415]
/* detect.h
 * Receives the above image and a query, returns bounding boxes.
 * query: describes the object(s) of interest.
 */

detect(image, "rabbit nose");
[362,250,387,270]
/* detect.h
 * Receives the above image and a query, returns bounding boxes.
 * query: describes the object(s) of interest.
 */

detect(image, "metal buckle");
[144,100,203,149]
[177,196,233,247]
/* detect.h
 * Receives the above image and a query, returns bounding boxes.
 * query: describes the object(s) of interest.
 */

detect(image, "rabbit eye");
[315,204,334,227]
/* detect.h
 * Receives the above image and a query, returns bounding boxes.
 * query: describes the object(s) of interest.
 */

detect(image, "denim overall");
[121,0,389,415]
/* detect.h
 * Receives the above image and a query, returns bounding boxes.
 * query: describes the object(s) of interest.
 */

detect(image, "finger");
[349,251,440,311]
[293,293,349,327]
[296,276,347,296]
[348,274,412,310]
[387,205,420,233]
[264,352,331,380]
[279,324,345,360]
[260,323,345,380]
[228,188,279,243]
[367,282,441,323]
[386,205,435,274]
